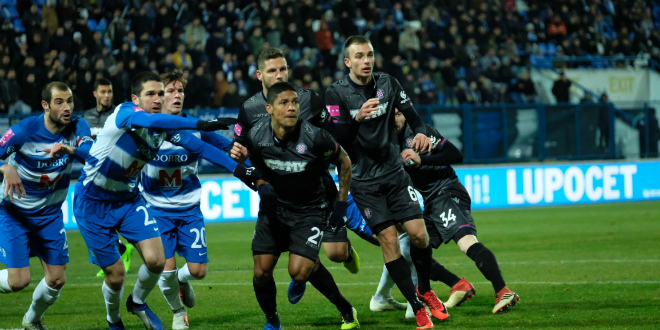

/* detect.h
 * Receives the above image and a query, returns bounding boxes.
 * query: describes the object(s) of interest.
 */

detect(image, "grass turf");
[1,201,659,330]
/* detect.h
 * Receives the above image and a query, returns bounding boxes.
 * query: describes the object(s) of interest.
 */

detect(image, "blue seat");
[538,43,549,55]
[95,18,107,31]
[546,43,557,56]
[87,19,98,31]
[32,0,47,5]
[1,6,19,19]
[12,18,24,33]
[0,0,17,6]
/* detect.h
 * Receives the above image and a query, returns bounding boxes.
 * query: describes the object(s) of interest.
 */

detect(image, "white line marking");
[58,280,660,288]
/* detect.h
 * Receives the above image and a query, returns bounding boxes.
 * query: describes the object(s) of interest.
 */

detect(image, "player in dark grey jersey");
[395,109,520,314]
[241,82,358,330]
[232,47,361,275]
[326,35,445,329]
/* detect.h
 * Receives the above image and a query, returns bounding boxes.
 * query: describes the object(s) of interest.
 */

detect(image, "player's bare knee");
[456,235,478,254]
[9,276,31,292]
[189,265,207,280]
[408,232,430,249]
[253,267,274,280]
[45,276,66,290]
[145,257,166,274]
[326,250,348,263]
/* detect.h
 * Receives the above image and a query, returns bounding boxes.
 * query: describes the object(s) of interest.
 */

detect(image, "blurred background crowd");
[0,0,659,114]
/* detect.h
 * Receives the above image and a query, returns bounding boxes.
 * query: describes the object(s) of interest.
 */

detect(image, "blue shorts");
[152,208,208,264]
[0,206,69,268]
[74,197,161,267]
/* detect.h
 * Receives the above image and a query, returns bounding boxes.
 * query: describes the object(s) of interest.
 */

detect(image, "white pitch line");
[66,259,659,281]
[58,280,660,288]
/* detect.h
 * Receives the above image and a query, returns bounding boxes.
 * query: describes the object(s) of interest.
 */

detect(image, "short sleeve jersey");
[245,118,341,210]
[400,123,460,199]
[326,73,417,182]
[234,87,330,144]
[0,115,92,216]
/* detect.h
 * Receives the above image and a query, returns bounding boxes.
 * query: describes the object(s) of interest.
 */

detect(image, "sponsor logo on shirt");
[326,105,341,117]
[234,123,243,136]
[264,159,308,173]
[0,128,15,147]
[133,106,145,112]
[400,90,410,104]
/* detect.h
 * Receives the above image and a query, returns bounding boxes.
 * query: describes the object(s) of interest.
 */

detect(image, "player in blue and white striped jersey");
[72,72,255,330]
[0,82,93,330]
[144,70,242,330]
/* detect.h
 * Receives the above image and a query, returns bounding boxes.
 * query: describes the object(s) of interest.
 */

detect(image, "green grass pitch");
[1,201,659,329]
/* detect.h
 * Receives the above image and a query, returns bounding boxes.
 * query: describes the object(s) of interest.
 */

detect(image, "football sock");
[398,233,418,285]
[102,280,123,323]
[132,264,159,305]
[0,269,11,293]
[429,258,461,287]
[25,278,60,323]
[467,243,506,293]
[118,240,127,255]
[308,262,352,314]
[385,257,425,312]
[177,264,196,283]
[410,245,433,294]
[374,265,396,300]
[158,270,183,311]
[345,239,353,263]
[253,276,279,327]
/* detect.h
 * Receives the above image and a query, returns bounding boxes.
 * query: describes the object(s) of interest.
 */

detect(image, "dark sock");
[467,243,506,293]
[118,241,127,255]
[410,244,433,294]
[253,276,279,326]
[345,240,353,263]
[429,258,461,287]
[308,262,353,315]
[385,257,425,312]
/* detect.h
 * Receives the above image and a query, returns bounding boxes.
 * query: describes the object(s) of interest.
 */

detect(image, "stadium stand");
[1,0,658,114]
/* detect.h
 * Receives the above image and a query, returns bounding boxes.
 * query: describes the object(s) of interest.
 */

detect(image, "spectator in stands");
[580,91,595,104]
[212,71,230,108]
[185,18,208,47]
[187,67,213,109]
[399,25,421,62]
[440,59,458,105]
[83,78,114,138]
[598,93,611,150]
[516,71,537,103]
[547,15,568,43]
[552,71,572,103]
[315,20,333,63]
[173,44,193,70]
[0,69,26,115]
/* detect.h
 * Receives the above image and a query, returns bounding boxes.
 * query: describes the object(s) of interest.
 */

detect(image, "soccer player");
[394,109,520,314]
[83,77,135,277]
[326,35,446,329]
[72,71,253,330]
[232,47,361,274]
[0,82,93,330]
[242,81,358,330]
[142,70,243,329]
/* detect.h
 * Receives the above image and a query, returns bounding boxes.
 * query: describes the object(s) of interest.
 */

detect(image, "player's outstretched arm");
[168,131,238,172]
[0,163,25,201]
[127,109,237,132]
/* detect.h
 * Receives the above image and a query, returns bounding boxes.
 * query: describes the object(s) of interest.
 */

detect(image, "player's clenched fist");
[355,98,381,122]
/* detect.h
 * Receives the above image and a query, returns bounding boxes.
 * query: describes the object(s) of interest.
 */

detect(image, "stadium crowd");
[0,0,659,114]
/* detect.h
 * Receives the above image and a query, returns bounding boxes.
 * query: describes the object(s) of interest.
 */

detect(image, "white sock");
[374,265,396,302]
[0,269,11,293]
[398,233,417,285]
[177,264,196,283]
[103,281,123,323]
[158,270,184,311]
[132,264,160,305]
[25,278,60,322]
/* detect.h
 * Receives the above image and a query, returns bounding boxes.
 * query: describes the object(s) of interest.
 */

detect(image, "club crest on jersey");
[296,143,307,154]
[406,138,413,148]
[364,208,372,218]
[376,89,385,99]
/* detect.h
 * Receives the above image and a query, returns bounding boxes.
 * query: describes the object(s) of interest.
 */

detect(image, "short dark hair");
[132,71,162,96]
[266,81,296,105]
[94,77,112,91]
[160,69,187,89]
[344,35,372,58]
[41,81,71,103]
[257,47,285,70]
